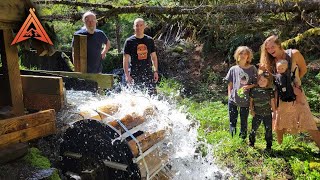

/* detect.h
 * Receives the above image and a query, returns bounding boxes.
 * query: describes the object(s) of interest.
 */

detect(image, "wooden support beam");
[1,29,24,116]
[73,35,87,73]
[0,109,56,148]
[35,70,114,90]
[0,75,65,111]
[0,0,32,29]
[21,75,65,111]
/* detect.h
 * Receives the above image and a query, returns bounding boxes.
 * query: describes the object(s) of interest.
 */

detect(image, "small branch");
[34,0,114,9]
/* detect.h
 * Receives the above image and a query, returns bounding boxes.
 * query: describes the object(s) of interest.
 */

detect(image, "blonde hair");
[233,46,253,65]
[259,35,283,73]
[276,59,288,66]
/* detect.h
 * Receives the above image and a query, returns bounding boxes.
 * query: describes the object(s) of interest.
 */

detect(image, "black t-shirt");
[250,87,274,116]
[123,35,155,75]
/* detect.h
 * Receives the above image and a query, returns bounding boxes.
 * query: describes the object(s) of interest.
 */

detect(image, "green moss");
[282,28,320,49]
[310,161,320,171]
[50,170,61,180]
[23,148,51,169]
[23,148,60,180]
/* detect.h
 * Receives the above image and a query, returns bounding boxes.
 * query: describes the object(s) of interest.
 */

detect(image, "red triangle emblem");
[11,8,53,45]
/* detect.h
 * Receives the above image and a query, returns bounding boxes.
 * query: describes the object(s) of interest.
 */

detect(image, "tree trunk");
[37,1,320,21]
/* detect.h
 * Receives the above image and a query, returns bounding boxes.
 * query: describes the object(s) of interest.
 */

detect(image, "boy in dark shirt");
[249,71,276,151]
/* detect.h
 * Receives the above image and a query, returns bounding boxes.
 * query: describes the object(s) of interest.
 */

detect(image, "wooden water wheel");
[60,106,170,180]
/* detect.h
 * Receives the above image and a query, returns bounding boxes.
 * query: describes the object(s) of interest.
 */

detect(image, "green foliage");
[237,88,245,98]
[304,71,320,113]
[102,49,123,73]
[158,78,183,100]
[159,78,320,179]
[51,21,81,50]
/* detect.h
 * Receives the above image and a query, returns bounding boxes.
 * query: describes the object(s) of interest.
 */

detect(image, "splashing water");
[57,89,232,179]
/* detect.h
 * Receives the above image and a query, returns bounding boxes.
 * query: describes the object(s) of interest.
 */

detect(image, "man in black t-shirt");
[123,18,159,94]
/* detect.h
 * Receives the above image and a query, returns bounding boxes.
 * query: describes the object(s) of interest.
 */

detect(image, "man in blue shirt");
[72,11,110,73]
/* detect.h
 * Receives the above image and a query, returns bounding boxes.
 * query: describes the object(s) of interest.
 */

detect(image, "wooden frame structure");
[0,0,57,163]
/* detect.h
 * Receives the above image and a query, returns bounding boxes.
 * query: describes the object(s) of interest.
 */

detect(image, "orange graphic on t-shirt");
[137,44,148,60]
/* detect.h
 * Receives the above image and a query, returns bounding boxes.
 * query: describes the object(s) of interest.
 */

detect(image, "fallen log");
[36,1,320,20]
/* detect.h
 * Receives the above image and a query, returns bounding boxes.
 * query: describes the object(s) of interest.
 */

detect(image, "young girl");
[225,46,257,140]
[249,71,276,151]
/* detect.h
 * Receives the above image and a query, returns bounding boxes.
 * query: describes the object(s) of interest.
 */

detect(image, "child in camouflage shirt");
[249,71,276,151]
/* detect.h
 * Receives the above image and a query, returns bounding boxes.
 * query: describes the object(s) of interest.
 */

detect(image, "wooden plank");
[0,143,28,165]
[128,130,166,157]
[138,149,169,179]
[73,35,80,71]
[23,93,64,111]
[0,0,30,27]
[0,109,55,136]
[0,122,56,148]
[35,70,114,89]
[108,114,145,133]
[2,29,24,116]
[21,75,64,111]
[73,35,87,73]
[0,75,65,111]
[21,75,64,95]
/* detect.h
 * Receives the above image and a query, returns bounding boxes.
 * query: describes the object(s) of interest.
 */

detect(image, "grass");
[158,78,320,179]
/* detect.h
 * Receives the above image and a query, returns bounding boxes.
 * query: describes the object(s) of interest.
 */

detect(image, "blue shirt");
[72,28,108,73]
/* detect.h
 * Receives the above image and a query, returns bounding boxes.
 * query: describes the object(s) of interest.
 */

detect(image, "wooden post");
[73,34,87,73]
[1,29,24,116]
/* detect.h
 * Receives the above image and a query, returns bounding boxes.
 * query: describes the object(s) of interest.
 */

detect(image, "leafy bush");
[102,49,123,73]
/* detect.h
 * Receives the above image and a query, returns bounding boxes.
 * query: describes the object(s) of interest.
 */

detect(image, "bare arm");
[123,54,132,83]
[292,49,307,79]
[151,52,159,82]
[101,40,111,59]
[271,97,276,120]
[271,98,276,113]
[227,82,233,98]
[72,47,75,64]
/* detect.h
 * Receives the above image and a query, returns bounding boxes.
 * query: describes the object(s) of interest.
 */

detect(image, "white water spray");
[57,89,232,179]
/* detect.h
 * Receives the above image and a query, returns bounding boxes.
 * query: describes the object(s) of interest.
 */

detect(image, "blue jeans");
[228,101,249,139]
[249,114,272,148]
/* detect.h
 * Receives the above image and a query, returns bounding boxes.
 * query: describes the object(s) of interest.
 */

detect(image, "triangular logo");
[11,8,53,45]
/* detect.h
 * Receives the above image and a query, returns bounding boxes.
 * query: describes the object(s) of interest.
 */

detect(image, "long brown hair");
[259,35,283,73]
